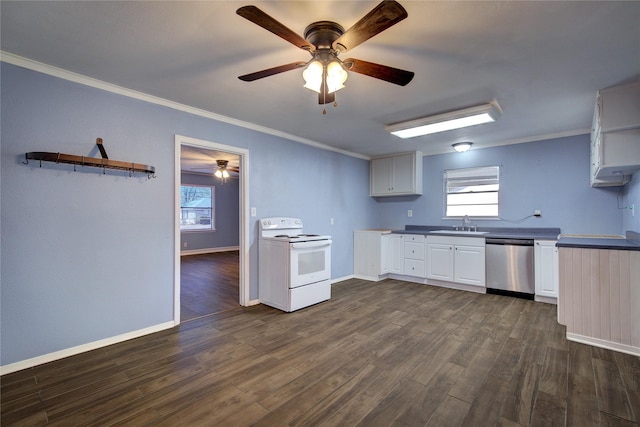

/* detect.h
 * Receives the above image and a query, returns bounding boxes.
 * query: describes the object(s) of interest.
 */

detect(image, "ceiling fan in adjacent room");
[236,0,414,108]
[188,160,239,179]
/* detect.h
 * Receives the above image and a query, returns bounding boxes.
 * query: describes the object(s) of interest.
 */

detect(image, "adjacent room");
[1,1,639,425]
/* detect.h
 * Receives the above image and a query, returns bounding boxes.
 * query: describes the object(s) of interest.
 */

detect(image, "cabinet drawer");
[404,242,425,260]
[404,259,425,277]
[403,234,425,243]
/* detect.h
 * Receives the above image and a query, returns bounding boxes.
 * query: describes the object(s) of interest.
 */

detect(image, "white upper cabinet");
[590,82,640,187]
[370,152,423,196]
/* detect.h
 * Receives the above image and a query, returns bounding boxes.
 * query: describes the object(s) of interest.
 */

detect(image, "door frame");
[174,134,250,324]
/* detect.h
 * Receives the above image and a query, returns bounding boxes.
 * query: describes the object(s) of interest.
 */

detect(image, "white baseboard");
[566,333,640,357]
[0,321,175,376]
[180,246,239,256]
[247,299,261,306]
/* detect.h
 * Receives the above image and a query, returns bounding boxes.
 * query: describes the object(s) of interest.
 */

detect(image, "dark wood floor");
[180,251,240,322]
[2,278,639,426]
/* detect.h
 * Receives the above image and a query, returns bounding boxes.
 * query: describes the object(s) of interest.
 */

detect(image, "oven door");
[289,240,332,288]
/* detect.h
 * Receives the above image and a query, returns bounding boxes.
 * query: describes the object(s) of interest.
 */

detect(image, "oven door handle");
[291,240,332,249]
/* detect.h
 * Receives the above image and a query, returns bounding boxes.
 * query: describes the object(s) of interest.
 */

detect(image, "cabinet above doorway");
[370,151,423,197]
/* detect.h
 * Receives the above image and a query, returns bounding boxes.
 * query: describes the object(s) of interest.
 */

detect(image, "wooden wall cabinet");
[370,152,423,196]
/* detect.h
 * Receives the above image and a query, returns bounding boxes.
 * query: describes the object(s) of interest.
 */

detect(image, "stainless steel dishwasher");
[485,238,534,298]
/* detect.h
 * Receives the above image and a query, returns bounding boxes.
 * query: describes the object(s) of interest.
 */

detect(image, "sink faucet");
[462,215,471,230]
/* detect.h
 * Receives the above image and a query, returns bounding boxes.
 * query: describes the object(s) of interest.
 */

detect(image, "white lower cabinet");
[354,230,403,281]
[426,243,454,281]
[454,244,486,287]
[534,240,559,300]
[427,236,485,287]
[403,234,426,277]
[387,234,404,275]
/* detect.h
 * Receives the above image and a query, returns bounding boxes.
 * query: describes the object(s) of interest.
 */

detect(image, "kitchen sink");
[430,230,489,235]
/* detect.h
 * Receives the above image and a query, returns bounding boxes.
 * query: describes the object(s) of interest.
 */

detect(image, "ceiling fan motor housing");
[304,21,345,51]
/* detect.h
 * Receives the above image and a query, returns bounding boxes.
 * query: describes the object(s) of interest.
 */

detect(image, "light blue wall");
[0,63,378,366]
[622,173,640,233]
[376,135,624,235]
[2,61,628,368]
[180,172,240,251]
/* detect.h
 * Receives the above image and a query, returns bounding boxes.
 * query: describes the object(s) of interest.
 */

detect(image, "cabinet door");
[426,243,454,281]
[534,240,559,298]
[381,234,391,274]
[370,157,393,195]
[454,245,486,287]
[391,153,416,194]
[389,235,404,274]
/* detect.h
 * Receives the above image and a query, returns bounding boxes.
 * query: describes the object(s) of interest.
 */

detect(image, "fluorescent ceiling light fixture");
[385,101,502,139]
[452,142,473,152]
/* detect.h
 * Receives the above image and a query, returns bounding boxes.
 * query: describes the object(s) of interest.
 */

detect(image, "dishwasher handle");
[485,238,534,246]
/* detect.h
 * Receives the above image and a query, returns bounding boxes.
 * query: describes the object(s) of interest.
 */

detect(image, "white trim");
[175,135,251,327]
[566,333,640,357]
[180,246,240,256]
[247,299,261,306]
[0,321,175,376]
[1,51,368,161]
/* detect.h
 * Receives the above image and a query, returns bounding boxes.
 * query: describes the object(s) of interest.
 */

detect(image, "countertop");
[392,225,561,240]
[556,231,640,251]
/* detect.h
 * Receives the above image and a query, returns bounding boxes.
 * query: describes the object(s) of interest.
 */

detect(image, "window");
[445,166,499,217]
[180,185,214,230]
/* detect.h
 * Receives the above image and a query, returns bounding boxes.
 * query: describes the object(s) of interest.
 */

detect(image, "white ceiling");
[2,1,640,159]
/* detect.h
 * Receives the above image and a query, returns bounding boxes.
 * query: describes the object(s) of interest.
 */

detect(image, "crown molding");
[0,51,370,161]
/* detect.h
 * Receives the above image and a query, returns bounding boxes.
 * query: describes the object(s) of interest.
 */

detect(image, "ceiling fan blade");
[332,0,408,53]
[238,62,307,81]
[237,6,314,52]
[343,58,414,86]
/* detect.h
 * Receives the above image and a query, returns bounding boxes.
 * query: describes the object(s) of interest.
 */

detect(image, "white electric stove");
[258,217,332,312]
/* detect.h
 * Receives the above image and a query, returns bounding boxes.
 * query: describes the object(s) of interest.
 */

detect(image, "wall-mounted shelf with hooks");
[23,138,156,178]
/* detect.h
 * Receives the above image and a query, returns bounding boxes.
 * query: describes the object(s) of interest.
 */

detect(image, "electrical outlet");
[330,217,334,225]
[183,242,187,248]
[534,209,541,217]
[408,210,413,218]
[251,207,257,217]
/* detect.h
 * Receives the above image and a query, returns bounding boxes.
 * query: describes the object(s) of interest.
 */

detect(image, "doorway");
[174,135,250,325]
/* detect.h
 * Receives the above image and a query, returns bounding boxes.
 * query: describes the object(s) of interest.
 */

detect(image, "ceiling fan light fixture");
[214,159,230,179]
[452,142,473,152]
[303,60,323,93]
[303,59,347,94]
[385,101,502,139]
[326,60,347,93]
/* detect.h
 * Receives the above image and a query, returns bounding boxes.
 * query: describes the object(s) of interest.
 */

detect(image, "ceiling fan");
[236,0,414,106]
[190,160,239,178]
